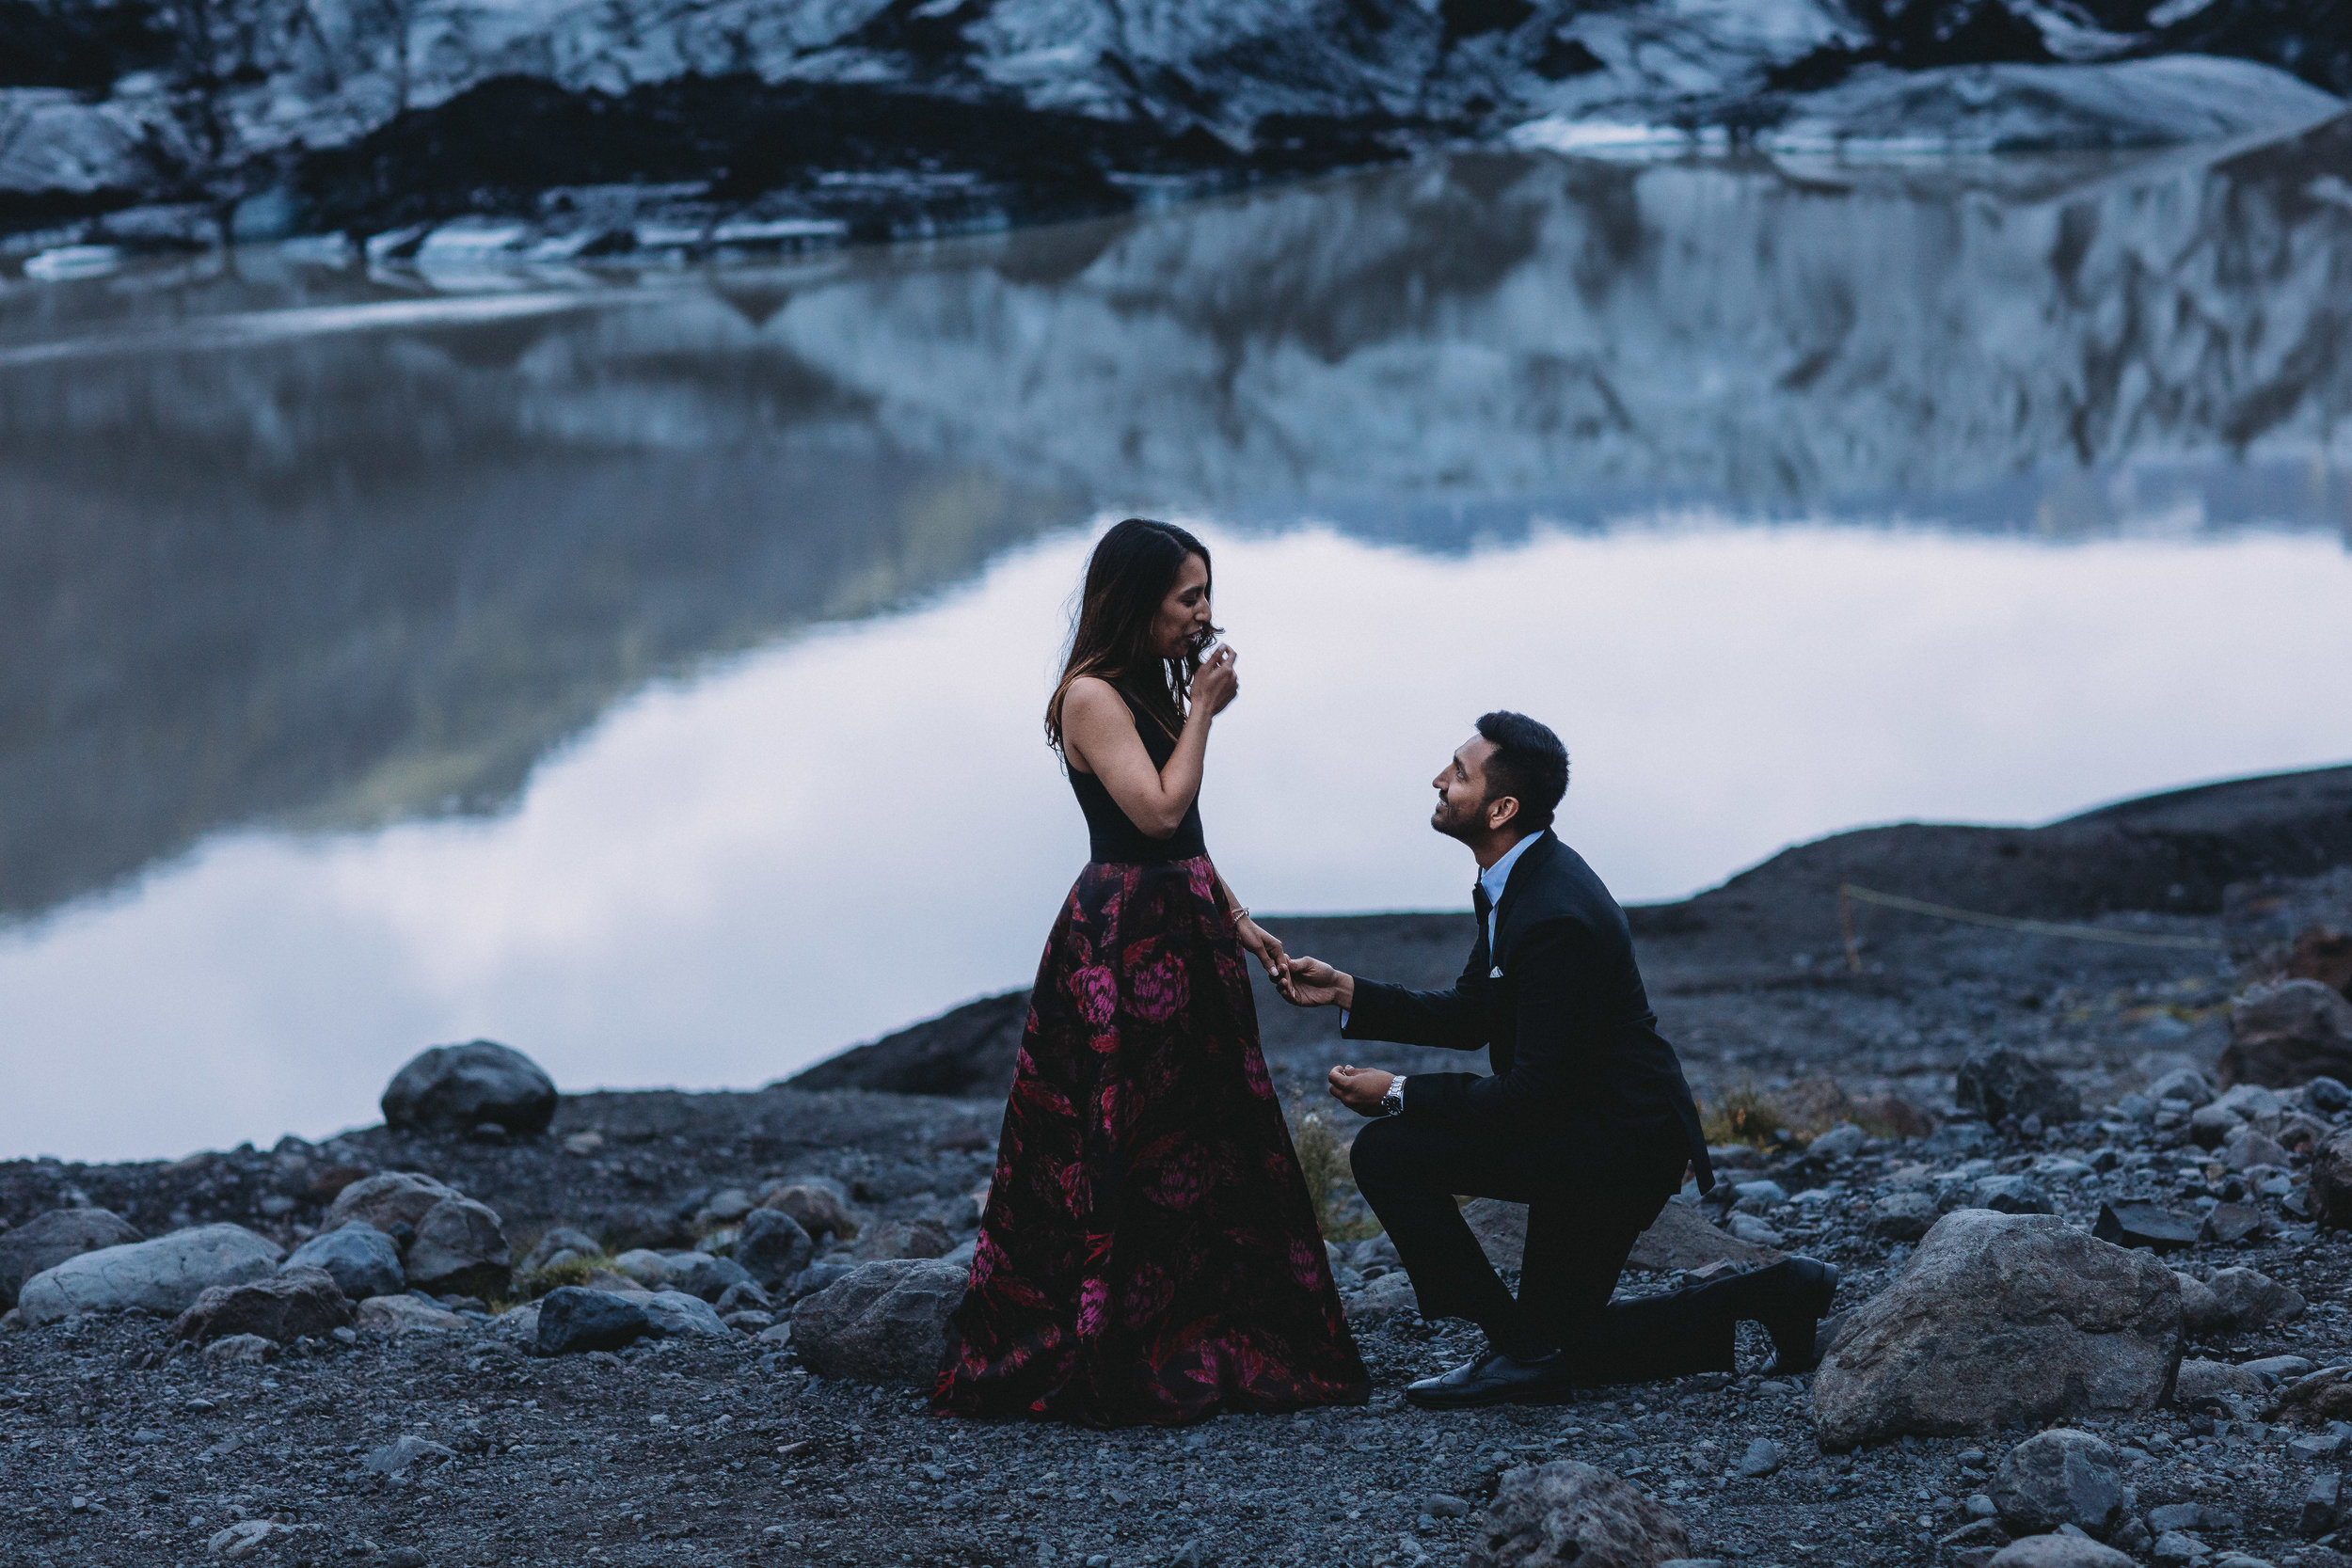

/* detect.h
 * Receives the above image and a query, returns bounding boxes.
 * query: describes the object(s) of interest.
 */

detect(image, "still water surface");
[5,126,2350,1159]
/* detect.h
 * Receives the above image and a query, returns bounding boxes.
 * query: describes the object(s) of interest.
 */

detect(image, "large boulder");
[381,1039,558,1136]
[790,1259,967,1386]
[281,1224,402,1302]
[1467,1460,1691,1568]
[1990,1428,2123,1537]
[2311,1132,2352,1228]
[0,1208,142,1307]
[2222,981,2352,1089]
[1812,1211,2182,1449]
[1984,1537,2136,1568]
[15,1225,284,1326]
[733,1208,814,1287]
[171,1267,353,1344]
[535,1287,650,1355]
[1956,1048,2082,1126]
[2205,1266,2304,1330]
[403,1196,512,1298]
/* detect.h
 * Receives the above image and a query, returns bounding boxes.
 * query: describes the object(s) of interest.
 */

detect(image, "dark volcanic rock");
[281,1222,403,1302]
[0,1207,141,1307]
[170,1265,353,1344]
[733,1209,814,1289]
[382,1039,559,1136]
[403,1196,513,1298]
[1956,1048,2083,1126]
[1990,1428,2123,1537]
[789,990,1028,1099]
[534,1286,650,1355]
[2221,980,2352,1089]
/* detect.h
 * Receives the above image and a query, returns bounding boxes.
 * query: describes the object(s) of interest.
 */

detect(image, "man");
[1279,712,1836,1407]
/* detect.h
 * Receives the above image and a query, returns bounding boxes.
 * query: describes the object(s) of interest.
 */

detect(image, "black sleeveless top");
[1069,688,1207,864]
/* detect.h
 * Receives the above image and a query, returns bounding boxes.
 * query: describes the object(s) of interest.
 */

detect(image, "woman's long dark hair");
[1045,518,1217,752]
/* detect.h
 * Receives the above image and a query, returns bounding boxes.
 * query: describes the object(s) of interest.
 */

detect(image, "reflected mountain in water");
[4,121,2349,926]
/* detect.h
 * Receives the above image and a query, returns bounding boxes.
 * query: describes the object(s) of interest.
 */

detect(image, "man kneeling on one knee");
[1278,711,1838,1407]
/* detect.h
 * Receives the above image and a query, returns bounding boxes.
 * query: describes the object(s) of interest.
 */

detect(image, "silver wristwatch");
[1380,1076,1406,1117]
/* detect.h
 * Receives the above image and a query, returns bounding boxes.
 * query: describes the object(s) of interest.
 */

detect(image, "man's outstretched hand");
[1327,1064,1394,1117]
[1278,955,1355,1010]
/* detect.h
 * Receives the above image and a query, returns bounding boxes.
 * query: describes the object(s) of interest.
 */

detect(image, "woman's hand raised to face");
[1193,642,1239,717]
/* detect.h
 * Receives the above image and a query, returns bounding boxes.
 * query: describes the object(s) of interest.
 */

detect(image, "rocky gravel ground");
[7,772,2352,1567]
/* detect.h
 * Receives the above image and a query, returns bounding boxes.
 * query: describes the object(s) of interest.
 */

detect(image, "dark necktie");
[1472,879,1492,952]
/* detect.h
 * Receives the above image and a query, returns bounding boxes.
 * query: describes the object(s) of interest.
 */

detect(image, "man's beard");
[1430,798,1476,842]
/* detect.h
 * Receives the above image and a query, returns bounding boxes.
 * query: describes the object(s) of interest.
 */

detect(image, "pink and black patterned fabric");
[932,854,1370,1426]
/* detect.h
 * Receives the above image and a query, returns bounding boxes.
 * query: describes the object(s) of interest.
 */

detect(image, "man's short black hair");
[1474,711,1569,832]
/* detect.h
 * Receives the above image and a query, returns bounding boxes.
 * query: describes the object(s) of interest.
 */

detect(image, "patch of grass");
[1292,1110,1383,1243]
[1703,1084,1791,1148]
[514,1253,621,1301]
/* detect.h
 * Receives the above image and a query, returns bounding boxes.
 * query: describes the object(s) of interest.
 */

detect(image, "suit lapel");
[1488,830,1558,972]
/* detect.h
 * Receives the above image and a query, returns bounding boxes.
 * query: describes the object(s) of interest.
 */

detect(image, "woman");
[933,518,1370,1426]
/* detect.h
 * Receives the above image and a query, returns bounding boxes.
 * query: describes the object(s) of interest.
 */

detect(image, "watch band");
[1381,1075,1406,1117]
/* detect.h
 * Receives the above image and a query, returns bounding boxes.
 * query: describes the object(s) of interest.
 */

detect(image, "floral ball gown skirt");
[932,855,1370,1426]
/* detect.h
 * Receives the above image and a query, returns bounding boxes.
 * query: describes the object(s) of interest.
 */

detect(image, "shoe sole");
[1404,1379,1580,1411]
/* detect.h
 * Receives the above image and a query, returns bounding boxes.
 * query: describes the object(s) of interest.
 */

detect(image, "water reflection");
[4,119,2350,1157]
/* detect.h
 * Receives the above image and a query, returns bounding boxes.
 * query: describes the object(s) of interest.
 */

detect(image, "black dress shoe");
[1405,1348,1580,1410]
[1756,1257,1840,1375]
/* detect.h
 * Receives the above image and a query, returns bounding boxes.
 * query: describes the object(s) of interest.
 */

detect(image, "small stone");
[383,1551,427,1568]
[0,1208,143,1308]
[1957,1047,2082,1126]
[2290,1433,2345,1462]
[790,1259,968,1385]
[1426,1493,1472,1518]
[2151,1531,2202,1567]
[714,1279,772,1314]
[202,1333,276,1364]
[1870,1192,1940,1243]
[723,1309,776,1332]
[611,1249,672,1288]
[2222,980,2352,1090]
[1734,1437,1781,1478]
[2175,1359,2266,1410]
[704,1188,755,1223]
[356,1294,465,1337]
[1991,1428,2122,1536]
[1973,1175,2056,1215]
[1810,1123,1867,1160]
[2093,1202,2201,1254]
[755,1321,793,1344]
[1724,1213,1785,1247]
[2174,1272,2227,1334]
[642,1290,731,1338]
[2309,1077,2352,1113]
[519,1227,602,1274]
[760,1179,856,1239]
[734,1208,815,1287]
[2219,1130,2291,1173]
[659,1250,751,1302]
[2200,1203,2266,1244]
[402,1196,511,1298]
[1731,1180,1788,1211]
[1468,1461,1689,1568]
[2301,1472,2344,1537]
[853,1216,955,1261]
[364,1434,456,1474]
[2206,1266,2304,1329]
[2149,1069,2216,1108]
[207,1519,281,1560]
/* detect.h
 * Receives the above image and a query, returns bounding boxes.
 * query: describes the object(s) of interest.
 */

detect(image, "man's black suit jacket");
[1342,830,1716,1200]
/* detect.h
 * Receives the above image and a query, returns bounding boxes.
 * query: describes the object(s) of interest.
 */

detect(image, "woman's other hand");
[1193,642,1239,716]
[1236,917,1289,983]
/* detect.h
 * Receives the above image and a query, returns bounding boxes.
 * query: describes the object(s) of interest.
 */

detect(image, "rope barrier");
[1836,881,2228,974]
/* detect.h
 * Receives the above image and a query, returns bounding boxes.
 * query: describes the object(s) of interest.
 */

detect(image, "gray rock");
[1974,1175,2056,1215]
[703,1188,755,1223]
[1731,1180,1788,1212]
[2173,1272,2226,1334]
[1809,1122,1867,1160]
[2145,1503,2203,1533]
[2093,1202,2201,1254]
[1724,1213,1785,1247]
[520,1227,603,1274]
[2174,1358,2266,1410]
[170,1265,352,1344]
[2220,1128,2292,1172]
[1346,1270,1421,1328]
[1734,1437,1781,1478]
[761,1180,856,1239]
[2206,1266,2304,1330]
[790,1259,969,1385]
[403,1196,511,1298]
[643,1290,731,1338]
[714,1279,773,1314]
[2301,1472,2346,1538]
[534,1287,650,1355]
[281,1224,402,1302]
[1991,1429,2122,1536]
[362,1434,457,1474]
[2148,1069,2216,1108]
[2222,980,2352,1090]
[15,1224,284,1325]
[785,1258,858,1302]
[380,1038,558,1136]
[356,1294,465,1336]
[1957,1048,2083,1127]
[854,1216,955,1261]
[660,1250,752,1302]
[2199,1201,2266,1244]
[723,1309,776,1332]
[1467,1460,1690,1568]
[611,1248,673,1287]
[1813,1211,2183,1448]
[1869,1192,1941,1243]
[203,1333,277,1364]
[2309,1077,2352,1114]
[2191,1102,2247,1148]
[1426,1494,1473,1519]
[2152,1530,2201,1566]
[734,1208,814,1287]
[1985,1536,2136,1567]
[2312,1132,2352,1229]
[0,1208,142,1307]
[324,1171,457,1234]
[2239,1354,2315,1383]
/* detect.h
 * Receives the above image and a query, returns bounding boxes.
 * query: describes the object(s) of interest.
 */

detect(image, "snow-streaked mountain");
[0,0,2343,245]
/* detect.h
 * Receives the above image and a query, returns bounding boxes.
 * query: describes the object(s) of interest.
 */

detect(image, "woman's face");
[1150,553,1214,659]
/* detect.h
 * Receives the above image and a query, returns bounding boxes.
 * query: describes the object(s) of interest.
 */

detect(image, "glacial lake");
[5,122,2350,1161]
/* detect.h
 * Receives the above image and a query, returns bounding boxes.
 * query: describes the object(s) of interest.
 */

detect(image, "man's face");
[1430,736,1512,840]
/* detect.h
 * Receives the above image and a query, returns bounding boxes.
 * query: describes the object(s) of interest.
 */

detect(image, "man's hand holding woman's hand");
[1276,955,1354,1011]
